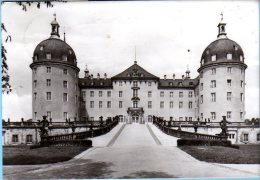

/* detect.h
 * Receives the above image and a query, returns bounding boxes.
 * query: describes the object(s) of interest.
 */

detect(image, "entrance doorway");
[132,116,139,123]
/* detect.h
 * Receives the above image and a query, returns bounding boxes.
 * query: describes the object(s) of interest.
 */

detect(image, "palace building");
[30,15,247,123]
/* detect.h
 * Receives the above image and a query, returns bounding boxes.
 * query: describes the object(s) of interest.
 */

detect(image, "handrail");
[153,119,227,141]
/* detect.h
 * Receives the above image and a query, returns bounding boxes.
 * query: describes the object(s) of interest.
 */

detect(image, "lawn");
[3,146,89,165]
[179,145,260,164]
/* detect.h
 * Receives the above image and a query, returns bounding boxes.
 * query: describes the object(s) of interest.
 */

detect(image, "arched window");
[227,53,232,60]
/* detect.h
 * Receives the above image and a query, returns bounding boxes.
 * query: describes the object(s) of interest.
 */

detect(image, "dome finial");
[63,26,66,42]
[50,13,60,38]
[217,11,227,39]
[134,46,137,64]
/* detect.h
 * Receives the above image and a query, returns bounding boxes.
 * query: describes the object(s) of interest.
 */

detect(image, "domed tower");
[30,14,80,122]
[197,14,247,122]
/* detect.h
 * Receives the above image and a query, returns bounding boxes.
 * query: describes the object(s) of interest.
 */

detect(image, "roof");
[158,77,199,89]
[200,38,245,67]
[79,78,113,89]
[33,38,77,67]
[112,63,159,80]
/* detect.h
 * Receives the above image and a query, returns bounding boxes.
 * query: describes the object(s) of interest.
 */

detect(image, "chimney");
[84,65,89,78]
[164,75,167,80]
[90,74,93,80]
[104,73,107,80]
[97,73,100,80]
[182,75,185,80]
[173,74,175,80]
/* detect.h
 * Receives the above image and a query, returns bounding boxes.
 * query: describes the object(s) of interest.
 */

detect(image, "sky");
[1,0,259,120]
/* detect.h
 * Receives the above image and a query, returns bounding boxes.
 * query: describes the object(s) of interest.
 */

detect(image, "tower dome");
[198,13,247,71]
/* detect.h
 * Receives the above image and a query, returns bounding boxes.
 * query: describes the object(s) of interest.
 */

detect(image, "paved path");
[3,123,260,179]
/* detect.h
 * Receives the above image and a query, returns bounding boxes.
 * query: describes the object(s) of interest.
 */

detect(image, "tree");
[1,1,65,94]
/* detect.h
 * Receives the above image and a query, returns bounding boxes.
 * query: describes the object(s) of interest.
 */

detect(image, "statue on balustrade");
[38,115,49,138]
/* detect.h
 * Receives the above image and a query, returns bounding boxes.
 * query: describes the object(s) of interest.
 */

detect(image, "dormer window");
[40,46,44,51]
[234,46,238,51]
[227,53,232,60]
[206,49,210,54]
[69,50,72,54]
[240,55,243,62]
[169,82,173,86]
[211,55,216,61]
[62,55,67,61]
[178,82,183,86]
[189,82,193,86]
[46,53,51,60]
[201,59,204,65]
[34,55,38,61]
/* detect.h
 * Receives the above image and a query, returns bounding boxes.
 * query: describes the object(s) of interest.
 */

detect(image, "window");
[240,93,244,102]
[211,112,216,120]
[148,82,152,86]
[81,101,86,108]
[82,91,86,101]
[99,91,102,97]
[201,59,204,65]
[200,71,203,78]
[26,135,33,143]
[179,117,183,121]
[33,68,37,74]
[160,91,164,97]
[227,92,232,101]
[47,111,52,119]
[46,53,51,60]
[99,101,102,108]
[170,92,173,97]
[62,55,67,61]
[211,55,216,61]
[46,79,51,86]
[63,93,68,102]
[133,101,138,108]
[119,91,123,97]
[63,68,68,75]
[200,95,203,104]
[240,55,243,62]
[40,46,44,51]
[170,101,174,108]
[119,81,122,86]
[211,93,216,102]
[160,101,164,108]
[227,79,232,86]
[200,83,203,90]
[211,80,216,88]
[227,111,232,119]
[211,68,216,75]
[227,53,232,60]
[189,117,192,121]
[133,81,138,87]
[34,92,37,100]
[33,80,37,88]
[241,81,244,88]
[47,67,51,73]
[107,91,111,97]
[179,101,183,108]
[241,68,244,74]
[90,117,94,121]
[179,92,183,98]
[46,92,51,100]
[12,135,18,143]
[148,91,152,98]
[201,113,203,121]
[63,112,68,120]
[75,95,78,103]
[188,101,192,109]
[240,112,243,119]
[34,112,37,120]
[257,133,260,141]
[63,81,68,88]
[90,91,94,97]
[148,101,152,109]
[188,91,193,98]
[243,133,248,142]
[119,101,123,108]
[107,101,111,108]
[228,134,235,139]
[90,101,94,108]
[227,67,232,73]
[133,89,138,97]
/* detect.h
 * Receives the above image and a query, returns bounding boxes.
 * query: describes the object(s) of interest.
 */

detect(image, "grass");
[3,146,90,165]
[179,145,260,164]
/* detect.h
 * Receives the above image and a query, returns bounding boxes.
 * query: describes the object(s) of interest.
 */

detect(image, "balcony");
[127,107,144,114]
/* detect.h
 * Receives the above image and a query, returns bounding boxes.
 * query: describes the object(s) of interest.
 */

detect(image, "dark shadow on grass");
[4,159,115,179]
[121,171,177,178]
